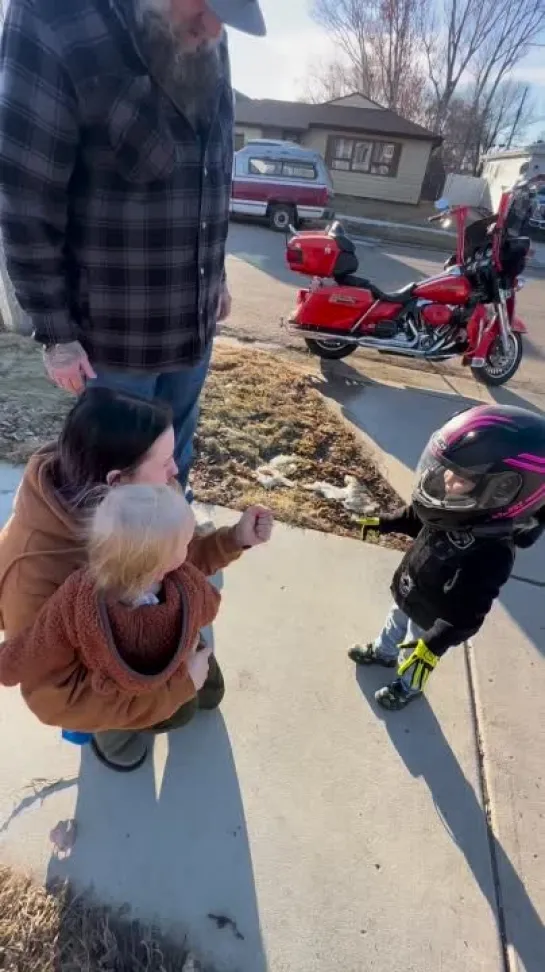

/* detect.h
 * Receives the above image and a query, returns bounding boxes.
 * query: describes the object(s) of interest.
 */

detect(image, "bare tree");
[477,82,534,159]
[299,59,360,104]
[369,0,427,116]
[312,0,374,94]
[423,0,545,133]
[439,82,535,173]
[310,0,427,118]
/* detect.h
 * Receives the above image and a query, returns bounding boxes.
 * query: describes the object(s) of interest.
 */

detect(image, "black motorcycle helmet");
[413,404,545,531]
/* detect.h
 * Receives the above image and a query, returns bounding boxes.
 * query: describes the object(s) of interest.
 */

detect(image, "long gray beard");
[135,6,221,127]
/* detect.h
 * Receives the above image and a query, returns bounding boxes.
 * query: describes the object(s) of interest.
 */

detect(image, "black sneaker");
[375,678,420,711]
[348,644,397,668]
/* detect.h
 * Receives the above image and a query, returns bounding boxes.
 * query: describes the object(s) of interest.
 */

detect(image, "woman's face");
[124,426,178,486]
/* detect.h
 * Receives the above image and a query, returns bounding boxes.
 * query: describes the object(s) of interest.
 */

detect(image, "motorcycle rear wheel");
[473,333,523,386]
[305,338,356,360]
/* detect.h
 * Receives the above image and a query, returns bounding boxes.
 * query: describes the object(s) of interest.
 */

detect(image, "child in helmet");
[349,405,545,710]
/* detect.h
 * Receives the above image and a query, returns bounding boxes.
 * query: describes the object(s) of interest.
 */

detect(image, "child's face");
[443,468,474,496]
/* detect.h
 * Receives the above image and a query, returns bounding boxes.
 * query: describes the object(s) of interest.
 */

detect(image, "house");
[481,143,545,211]
[233,93,441,206]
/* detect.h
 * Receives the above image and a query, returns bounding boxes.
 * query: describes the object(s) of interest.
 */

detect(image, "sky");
[227,0,545,143]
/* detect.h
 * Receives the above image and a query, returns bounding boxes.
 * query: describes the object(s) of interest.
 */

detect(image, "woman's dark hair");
[55,388,172,506]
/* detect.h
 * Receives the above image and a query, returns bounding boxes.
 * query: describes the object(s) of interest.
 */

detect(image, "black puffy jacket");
[380,505,542,655]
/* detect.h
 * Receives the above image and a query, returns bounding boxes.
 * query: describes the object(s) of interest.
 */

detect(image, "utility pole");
[506,87,529,150]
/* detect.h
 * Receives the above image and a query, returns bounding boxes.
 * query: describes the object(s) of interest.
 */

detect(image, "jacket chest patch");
[446,531,475,551]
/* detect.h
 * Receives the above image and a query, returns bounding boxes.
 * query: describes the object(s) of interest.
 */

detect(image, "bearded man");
[0,0,265,494]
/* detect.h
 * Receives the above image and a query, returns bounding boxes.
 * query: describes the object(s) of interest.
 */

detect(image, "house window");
[282,130,301,144]
[326,136,401,177]
[234,132,245,151]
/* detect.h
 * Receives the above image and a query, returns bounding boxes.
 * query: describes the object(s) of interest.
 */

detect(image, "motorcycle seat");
[336,273,416,304]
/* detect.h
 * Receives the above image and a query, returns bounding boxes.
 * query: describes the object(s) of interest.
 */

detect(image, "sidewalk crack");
[0,776,78,835]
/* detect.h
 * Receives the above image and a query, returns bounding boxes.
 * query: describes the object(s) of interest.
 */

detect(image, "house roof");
[234,97,440,144]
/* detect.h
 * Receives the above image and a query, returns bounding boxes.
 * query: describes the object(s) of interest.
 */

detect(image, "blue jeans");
[373,603,426,662]
[374,604,457,696]
[90,344,213,492]
[374,604,426,696]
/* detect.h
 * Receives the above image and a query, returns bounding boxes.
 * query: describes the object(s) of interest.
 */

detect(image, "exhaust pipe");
[287,323,457,360]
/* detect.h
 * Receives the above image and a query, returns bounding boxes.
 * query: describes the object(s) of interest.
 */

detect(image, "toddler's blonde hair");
[88,484,192,600]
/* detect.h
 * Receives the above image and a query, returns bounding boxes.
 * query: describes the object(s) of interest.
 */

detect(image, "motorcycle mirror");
[434,197,450,212]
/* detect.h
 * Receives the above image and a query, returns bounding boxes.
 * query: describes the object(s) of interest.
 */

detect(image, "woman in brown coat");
[0,387,251,770]
[0,483,272,771]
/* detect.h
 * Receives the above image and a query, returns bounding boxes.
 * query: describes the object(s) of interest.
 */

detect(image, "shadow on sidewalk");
[46,712,266,971]
[355,670,545,972]
[315,359,545,658]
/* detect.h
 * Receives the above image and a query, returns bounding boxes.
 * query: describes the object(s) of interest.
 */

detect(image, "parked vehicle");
[230,140,335,232]
[284,191,529,387]
[528,184,545,234]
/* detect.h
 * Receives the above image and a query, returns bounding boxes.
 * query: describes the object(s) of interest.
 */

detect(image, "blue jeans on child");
[90,343,213,493]
[374,604,427,696]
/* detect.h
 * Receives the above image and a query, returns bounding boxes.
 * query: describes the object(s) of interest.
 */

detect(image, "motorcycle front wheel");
[305,338,356,360]
[473,332,523,386]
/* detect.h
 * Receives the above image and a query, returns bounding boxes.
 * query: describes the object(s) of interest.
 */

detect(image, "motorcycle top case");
[286,230,358,279]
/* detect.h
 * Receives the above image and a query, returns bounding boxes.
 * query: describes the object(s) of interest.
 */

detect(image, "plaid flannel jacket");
[0,0,233,371]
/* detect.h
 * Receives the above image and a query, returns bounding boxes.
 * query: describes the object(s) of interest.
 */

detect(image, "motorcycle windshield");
[463,215,495,256]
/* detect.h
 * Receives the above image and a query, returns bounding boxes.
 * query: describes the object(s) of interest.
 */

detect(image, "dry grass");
[0,332,71,463]
[0,867,196,971]
[0,334,403,546]
[194,346,403,545]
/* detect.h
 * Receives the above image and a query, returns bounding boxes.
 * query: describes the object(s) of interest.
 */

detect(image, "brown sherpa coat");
[0,564,221,732]
[0,445,241,638]
[0,444,244,730]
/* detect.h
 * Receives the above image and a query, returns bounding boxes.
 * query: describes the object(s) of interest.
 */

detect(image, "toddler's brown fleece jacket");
[0,561,228,731]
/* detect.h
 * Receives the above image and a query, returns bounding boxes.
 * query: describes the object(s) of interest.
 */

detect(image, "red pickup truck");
[230,139,335,232]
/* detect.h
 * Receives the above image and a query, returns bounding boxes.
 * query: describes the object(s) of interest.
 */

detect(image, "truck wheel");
[473,333,523,386]
[269,203,295,232]
[305,338,356,360]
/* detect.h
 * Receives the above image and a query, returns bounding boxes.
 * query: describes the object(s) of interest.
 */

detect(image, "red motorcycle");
[285,191,530,386]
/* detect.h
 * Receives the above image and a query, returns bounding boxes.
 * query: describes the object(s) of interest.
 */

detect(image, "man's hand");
[217,282,232,323]
[43,341,96,395]
[234,506,274,549]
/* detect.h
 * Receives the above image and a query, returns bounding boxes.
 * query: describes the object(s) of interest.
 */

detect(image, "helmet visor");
[415,445,522,514]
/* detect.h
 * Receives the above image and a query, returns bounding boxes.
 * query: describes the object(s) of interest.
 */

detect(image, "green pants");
[93,655,225,770]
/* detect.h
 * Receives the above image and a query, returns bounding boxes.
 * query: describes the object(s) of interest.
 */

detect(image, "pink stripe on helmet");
[518,453,545,465]
[505,458,545,473]
[494,482,545,519]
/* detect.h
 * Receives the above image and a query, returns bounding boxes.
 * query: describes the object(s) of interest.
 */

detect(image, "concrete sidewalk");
[0,464,523,971]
